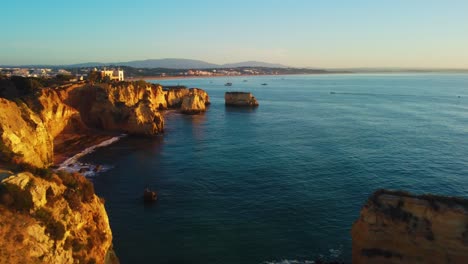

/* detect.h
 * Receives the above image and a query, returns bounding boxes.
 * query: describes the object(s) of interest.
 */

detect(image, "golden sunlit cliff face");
[64,84,165,136]
[0,171,118,264]
[0,79,210,263]
[181,88,211,114]
[0,80,210,167]
[352,190,468,264]
[0,98,54,168]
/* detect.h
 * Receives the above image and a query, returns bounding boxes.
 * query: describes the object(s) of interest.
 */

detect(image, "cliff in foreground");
[0,78,210,263]
[352,189,468,263]
[0,171,118,264]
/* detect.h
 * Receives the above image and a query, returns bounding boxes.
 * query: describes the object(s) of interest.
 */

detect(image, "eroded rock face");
[352,189,468,264]
[25,89,83,138]
[0,98,53,168]
[180,88,210,114]
[165,88,190,108]
[106,82,167,110]
[65,84,165,136]
[0,171,116,264]
[225,92,259,106]
[0,82,210,166]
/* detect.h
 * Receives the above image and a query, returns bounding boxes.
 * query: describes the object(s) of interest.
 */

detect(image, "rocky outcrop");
[352,189,468,264]
[65,84,164,136]
[165,87,210,109]
[25,89,84,139]
[106,82,167,110]
[0,171,116,264]
[0,98,53,168]
[225,92,259,107]
[165,88,190,108]
[180,88,210,114]
[0,81,210,167]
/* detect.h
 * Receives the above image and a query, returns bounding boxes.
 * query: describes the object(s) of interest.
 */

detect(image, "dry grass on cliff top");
[370,189,468,211]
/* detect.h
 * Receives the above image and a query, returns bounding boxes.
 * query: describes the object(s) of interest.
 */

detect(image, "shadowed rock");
[225,92,259,107]
[352,189,468,263]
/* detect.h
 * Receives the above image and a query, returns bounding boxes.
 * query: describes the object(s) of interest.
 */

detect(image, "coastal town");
[0,65,339,81]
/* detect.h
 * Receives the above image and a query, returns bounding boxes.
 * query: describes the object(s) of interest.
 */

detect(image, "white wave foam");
[57,135,125,177]
[263,260,315,264]
[264,246,343,264]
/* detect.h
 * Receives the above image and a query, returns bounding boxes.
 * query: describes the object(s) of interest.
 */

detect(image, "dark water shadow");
[224,105,258,114]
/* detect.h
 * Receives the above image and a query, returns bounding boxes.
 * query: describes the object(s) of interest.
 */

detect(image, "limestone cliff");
[352,189,468,264]
[0,98,53,168]
[225,92,259,106]
[165,88,190,108]
[65,84,165,136]
[165,88,210,109]
[0,79,211,263]
[0,80,210,166]
[106,82,167,110]
[0,171,117,264]
[25,89,83,139]
[180,88,210,114]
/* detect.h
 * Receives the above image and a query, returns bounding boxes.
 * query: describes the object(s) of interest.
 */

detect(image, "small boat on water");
[330,91,336,94]
[261,83,268,86]
[225,82,233,86]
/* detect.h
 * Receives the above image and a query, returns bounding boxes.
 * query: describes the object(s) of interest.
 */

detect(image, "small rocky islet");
[225,91,259,107]
[0,76,467,263]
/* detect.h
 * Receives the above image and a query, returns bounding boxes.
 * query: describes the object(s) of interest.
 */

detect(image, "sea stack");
[224,92,259,107]
[351,189,468,264]
[180,88,210,114]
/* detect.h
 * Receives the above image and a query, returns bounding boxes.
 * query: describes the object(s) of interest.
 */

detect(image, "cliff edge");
[0,77,210,263]
[352,189,468,264]
[0,171,118,264]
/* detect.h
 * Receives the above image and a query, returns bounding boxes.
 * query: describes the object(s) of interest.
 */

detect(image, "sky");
[1,0,468,68]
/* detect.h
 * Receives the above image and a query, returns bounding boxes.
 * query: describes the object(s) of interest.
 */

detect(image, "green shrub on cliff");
[14,162,52,180]
[58,171,95,209]
[35,207,66,241]
[0,182,33,212]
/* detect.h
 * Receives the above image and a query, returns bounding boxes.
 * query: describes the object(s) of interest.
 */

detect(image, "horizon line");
[1,58,468,71]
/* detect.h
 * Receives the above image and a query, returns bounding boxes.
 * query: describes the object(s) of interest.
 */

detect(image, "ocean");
[81,73,468,263]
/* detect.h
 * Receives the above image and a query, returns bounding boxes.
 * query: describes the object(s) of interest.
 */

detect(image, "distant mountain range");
[45,59,289,69]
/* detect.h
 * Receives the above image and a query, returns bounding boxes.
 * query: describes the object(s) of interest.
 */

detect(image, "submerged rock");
[143,188,157,203]
[225,92,259,107]
[352,189,468,263]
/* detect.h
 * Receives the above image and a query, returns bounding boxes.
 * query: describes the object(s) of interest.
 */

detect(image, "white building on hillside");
[99,69,124,81]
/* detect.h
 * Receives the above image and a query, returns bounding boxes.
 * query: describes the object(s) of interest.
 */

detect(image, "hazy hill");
[222,61,287,68]
[63,59,287,69]
[115,59,219,69]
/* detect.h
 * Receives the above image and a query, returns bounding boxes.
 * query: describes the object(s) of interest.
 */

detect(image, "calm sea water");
[83,74,468,263]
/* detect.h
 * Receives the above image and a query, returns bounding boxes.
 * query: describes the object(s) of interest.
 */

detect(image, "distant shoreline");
[125,70,468,81]
[126,73,349,81]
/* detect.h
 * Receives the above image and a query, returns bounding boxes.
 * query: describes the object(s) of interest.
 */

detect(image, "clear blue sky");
[2,0,468,68]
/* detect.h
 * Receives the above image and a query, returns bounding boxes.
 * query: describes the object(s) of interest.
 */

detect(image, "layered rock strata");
[181,88,210,114]
[0,81,210,167]
[0,171,117,264]
[352,189,468,264]
[225,92,259,106]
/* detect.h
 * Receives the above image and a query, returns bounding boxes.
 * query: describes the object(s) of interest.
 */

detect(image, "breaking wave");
[263,247,344,264]
[57,135,125,177]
